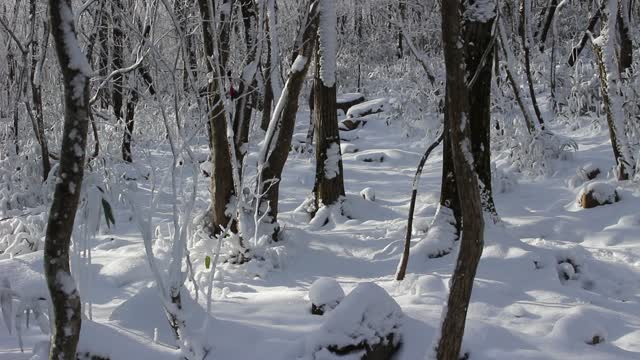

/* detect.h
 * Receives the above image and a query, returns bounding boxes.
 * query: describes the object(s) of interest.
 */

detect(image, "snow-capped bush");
[295,282,403,359]
[309,278,344,315]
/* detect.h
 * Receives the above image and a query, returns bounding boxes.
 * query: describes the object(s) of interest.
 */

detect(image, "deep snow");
[1,107,640,360]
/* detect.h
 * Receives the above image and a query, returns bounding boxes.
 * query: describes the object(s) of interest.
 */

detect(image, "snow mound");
[353,149,420,166]
[346,98,389,118]
[548,306,608,346]
[99,253,151,287]
[295,282,403,359]
[0,251,47,300]
[411,206,458,259]
[110,286,206,346]
[309,278,344,315]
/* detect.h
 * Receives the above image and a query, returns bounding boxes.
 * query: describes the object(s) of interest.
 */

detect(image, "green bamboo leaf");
[101,198,116,228]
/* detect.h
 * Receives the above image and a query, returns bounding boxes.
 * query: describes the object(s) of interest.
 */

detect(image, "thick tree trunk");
[435,0,489,358]
[465,5,497,217]
[46,0,91,358]
[439,107,461,232]
[312,50,345,208]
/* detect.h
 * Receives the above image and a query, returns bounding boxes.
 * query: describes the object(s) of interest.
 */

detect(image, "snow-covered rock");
[337,93,365,113]
[340,143,358,154]
[346,98,389,119]
[359,187,375,201]
[309,278,344,315]
[296,282,403,359]
[578,182,619,209]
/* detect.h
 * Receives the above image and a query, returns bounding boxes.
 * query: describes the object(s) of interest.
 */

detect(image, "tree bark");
[46,0,91,358]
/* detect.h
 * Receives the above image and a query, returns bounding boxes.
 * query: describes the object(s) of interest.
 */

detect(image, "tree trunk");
[260,21,274,132]
[97,0,110,109]
[46,0,91,358]
[121,88,138,162]
[198,0,238,236]
[313,0,345,210]
[519,0,545,129]
[591,2,636,180]
[256,0,319,239]
[29,0,51,181]
[465,3,497,217]
[438,97,462,232]
[112,0,124,121]
[233,0,260,176]
[617,0,632,75]
[435,0,488,358]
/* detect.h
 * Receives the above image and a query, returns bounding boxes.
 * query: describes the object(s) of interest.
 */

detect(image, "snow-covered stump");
[578,182,619,209]
[297,282,403,360]
[309,278,344,315]
[336,93,365,114]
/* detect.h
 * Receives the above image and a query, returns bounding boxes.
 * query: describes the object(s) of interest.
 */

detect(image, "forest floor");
[1,106,640,359]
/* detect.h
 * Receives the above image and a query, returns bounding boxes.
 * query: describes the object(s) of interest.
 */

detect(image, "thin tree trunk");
[112,0,124,121]
[519,0,545,129]
[198,0,238,236]
[256,0,319,239]
[233,0,260,175]
[396,132,443,281]
[97,0,109,108]
[567,0,607,66]
[591,2,636,180]
[46,0,91,358]
[29,0,51,180]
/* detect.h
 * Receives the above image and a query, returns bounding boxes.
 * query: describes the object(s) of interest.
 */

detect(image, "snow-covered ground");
[1,107,640,359]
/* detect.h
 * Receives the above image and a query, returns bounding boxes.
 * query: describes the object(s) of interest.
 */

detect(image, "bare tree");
[45,0,92,357]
